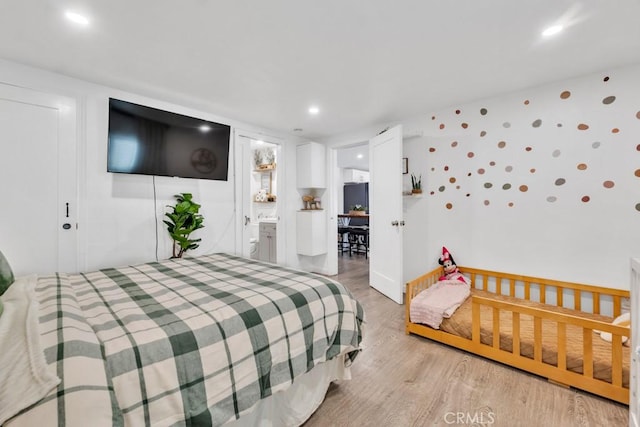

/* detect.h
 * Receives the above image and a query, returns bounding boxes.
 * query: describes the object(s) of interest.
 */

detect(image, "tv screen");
[107,98,231,180]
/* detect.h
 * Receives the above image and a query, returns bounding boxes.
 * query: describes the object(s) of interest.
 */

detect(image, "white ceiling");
[1,1,640,140]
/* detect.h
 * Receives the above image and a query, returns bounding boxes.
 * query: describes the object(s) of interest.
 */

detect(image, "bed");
[0,253,364,426]
[405,266,630,404]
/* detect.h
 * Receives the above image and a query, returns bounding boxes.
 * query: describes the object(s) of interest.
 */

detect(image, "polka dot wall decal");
[505,166,513,172]
[530,168,536,173]
[429,147,436,152]
[547,196,557,203]
[508,202,514,207]
[557,123,563,127]
[467,152,474,158]
[451,141,458,147]
[603,180,615,188]
[431,167,435,172]
[578,123,589,130]
[456,185,460,190]
[430,191,435,195]
[552,149,561,158]
[478,168,485,174]
[593,142,601,149]
[519,185,528,192]
[439,124,445,129]
[461,123,468,129]
[637,144,640,151]
[635,169,640,177]
[555,178,566,186]
[498,141,506,148]
[439,186,446,192]
[480,131,487,137]
[560,91,571,99]
[503,122,511,128]
[484,200,490,206]
[455,109,461,115]
[532,119,542,128]
[502,183,512,190]
[604,76,610,82]
[466,193,470,197]
[489,161,496,166]
[577,163,587,170]
[444,166,449,171]
[446,203,453,209]
[525,147,532,152]
[582,196,591,203]
[468,172,472,177]
[524,100,530,105]
[480,108,488,115]
[636,111,640,119]
[612,128,620,133]
[636,203,640,212]
[449,177,456,183]
[432,116,436,120]
[484,183,493,188]
[602,96,616,105]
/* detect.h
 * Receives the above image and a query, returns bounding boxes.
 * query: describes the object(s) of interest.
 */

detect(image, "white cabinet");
[296,211,326,256]
[259,222,277,263]
[296,142,327,256]
[296,142,326,188]
[343,168,369,183]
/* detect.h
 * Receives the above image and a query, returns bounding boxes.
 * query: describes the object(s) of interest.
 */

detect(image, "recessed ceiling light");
[542,25,563,37]
[357,154,363,159]
[65,11,90,26]
[256,140,264,145]
[199,124,211,132]
[308,106,320,115]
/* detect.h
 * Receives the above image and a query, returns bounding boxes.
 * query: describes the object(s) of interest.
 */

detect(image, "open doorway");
[234,130,284,265]
[335,143,370,274]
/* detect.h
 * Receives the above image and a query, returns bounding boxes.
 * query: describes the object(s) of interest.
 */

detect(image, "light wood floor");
[304,255,629,427]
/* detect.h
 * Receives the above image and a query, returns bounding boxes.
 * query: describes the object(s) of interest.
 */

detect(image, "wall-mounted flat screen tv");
[107,98,231,180]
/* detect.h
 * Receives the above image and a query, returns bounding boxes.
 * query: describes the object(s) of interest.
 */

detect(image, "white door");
[0,83,77,275]
[631,258,640,427]
[369,125,404,303]
[234,133,253,257]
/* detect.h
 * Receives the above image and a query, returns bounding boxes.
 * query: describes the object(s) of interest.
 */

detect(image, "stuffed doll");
[438,246,469,285]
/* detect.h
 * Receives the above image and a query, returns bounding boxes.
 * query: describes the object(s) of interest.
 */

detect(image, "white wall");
[0,59,302,272]
[401,64,640,289]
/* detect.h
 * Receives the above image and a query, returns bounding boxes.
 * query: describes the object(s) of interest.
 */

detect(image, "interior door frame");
[233,129,285,264]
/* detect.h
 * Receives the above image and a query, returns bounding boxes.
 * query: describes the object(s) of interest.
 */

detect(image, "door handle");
[391,220,399,226]
[244,215,250,226]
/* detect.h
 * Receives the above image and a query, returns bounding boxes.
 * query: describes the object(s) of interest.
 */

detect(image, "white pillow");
[599,312,630,344]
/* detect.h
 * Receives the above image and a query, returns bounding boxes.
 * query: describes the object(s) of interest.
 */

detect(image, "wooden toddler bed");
[405,266,630,404]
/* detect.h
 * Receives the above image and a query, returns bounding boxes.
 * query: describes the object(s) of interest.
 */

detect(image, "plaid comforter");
[7,253,364,427]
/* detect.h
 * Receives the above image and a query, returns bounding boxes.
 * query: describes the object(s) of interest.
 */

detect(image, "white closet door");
[0,83,77,275]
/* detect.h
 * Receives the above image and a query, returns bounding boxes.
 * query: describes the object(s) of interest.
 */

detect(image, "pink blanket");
[409,280,471,329]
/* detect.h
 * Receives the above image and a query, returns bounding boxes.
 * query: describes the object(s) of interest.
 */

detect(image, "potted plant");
[411,173,422,194]
[349,204,367,216]
[164,193,205,258]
